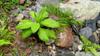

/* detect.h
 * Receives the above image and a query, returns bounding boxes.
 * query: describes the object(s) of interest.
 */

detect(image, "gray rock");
[15,14,24,22]
[79,27,93,38]
[35,0,61,12]
[56,49,75,56]
[89,34,99,44]
[72,36,83,51]
[97,20,100,28]
[96,28,100,44]
[36,0,60,6]
[75,52,100,56]
[60,0,100,21]
[33,3,42,12]
[92,0,100,1]
[85,20,96,32]
[79,26,99,43]
[75,52,93,56]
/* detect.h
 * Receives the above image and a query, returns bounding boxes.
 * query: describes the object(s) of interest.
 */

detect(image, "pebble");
[57,27,74,48]
[20,0,25,4]
[85,20,96,32]
[15,14,24,22]
[97,20,100,28]
[79,27,93,38]
[56,48,75,56]
[72,36,83,51]
[79,26,99,44]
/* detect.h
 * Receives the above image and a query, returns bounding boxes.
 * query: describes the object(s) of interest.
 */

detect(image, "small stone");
[80,27,93,38]
[34,3,42,12]
[97,20,100,28]
[85,20,96,32]
[22,11,29,18]
[25,48,31,55]
[20,0,25,4]
[78,45,83,51]
[57,49,75,56]
[15,14,24,22]
[72,36,83,51]
[92,32,99,44]
[96,28,100,33]
[57,27,74,48]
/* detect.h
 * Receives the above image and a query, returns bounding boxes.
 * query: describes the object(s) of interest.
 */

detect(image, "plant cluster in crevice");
[45,4,100,56]
[16,7,60,43]
[45,4,84,35]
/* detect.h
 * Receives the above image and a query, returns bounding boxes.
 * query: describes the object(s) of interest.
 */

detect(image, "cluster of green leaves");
[45,4,100,56]
[80,35,100,56]
[45,4,73,18]
[16,7,60,42]
[0,39,11,46]
[0,51,4,56]
[45,4,84,27]
[0,26,14,41]
[0,0,19,13]
[0,28,12,46]
[0,15,13,46]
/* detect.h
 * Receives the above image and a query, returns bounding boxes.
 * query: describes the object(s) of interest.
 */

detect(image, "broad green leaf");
[89,47,99,56]
[31,22,40,33]
[29,11,36,19]
[45,29,56,39]
[21,29,32,39]
[41,18,60,28]
[36,7,48,22]
[80,35,91,45]
[0,39,11,46]
[16,20,32,29]
[38,28,49,42]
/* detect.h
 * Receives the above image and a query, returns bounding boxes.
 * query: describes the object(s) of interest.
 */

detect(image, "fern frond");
[44,4,73,18]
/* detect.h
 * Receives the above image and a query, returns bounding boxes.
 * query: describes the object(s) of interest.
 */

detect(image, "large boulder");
[60,0,100,21]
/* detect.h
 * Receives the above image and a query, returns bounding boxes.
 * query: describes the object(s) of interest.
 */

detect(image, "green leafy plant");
[0,0,19,13]
[45,4,84,27]
[0,51,4,56]
[80,35,100,56]
[0,15,14,46]
[0,26,14,41]
[44,4,84,35]
[0,39,11,46]
[16,7,60,42]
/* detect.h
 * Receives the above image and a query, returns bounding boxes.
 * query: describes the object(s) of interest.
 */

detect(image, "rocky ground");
[0,0,100,56]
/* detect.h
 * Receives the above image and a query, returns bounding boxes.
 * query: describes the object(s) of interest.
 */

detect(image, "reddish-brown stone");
[57,27,74,48]
[19,0,25,4]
